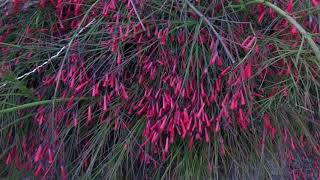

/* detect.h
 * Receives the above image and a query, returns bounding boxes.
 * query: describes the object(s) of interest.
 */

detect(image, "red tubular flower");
[34,145,43,162]
[91,86,96,97]
[121,84,129,100]
[312,0,320,7]
[219,66,231,78]
[56,0,63,11]
[159,116,167,131]
[37,108,44,127]
[244,63,252,79]
[291,25,298,36]
[5,152,12,165]
[157,29,162,39]
[87,106,92,125]
[215,118,220,133]
[221,93,230,108]
[169,124,175,143]
[73,117,78,127]
[161,28,169,45]
[210,52,218,66]
[119,26,125,41]
[241,36,256,51]
[205,128,210,143]
[133,25,138,39]
[34,164,42,176]
[238,108,247,129]
[283,87,288,97]
[112,37,118,53]
[48,148,53,164]
[60,166,67,180]
[198,119,203,134]
[186,115,193,132]
[287,0,293,13]
[74,0,81,16]
[124,24,130,38]
[263,113,272,132]
[75,81,88,93]
[151,132,159,144]
[257,3,265,24]
[103,4,110,17]
[39,0,46,8]
[109,0,116,10]
[196,101,205,119]
[165,137,169,153]
[117,49,121,65]
[180,119,187,138]
[203,113,210,127]
[94,83,100,96]
[209,38,215,50]
[15,154,22,170]
[240,90,246,105]
[230,96,237,110]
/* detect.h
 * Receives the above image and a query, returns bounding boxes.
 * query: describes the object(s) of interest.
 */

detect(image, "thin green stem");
[0,97,92,114]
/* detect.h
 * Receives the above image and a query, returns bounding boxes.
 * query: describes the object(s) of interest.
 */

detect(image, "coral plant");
[0,0,320,179]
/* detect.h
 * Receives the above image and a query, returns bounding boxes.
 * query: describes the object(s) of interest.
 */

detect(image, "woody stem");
[251,0,320,61]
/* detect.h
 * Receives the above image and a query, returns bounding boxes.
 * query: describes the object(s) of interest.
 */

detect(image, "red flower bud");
[34,145,43,162]
[87,106,92,125]
[48,148,53,164]
[60,166,67,180]
[287,0,293,13]
[241,36,256,51]
[165,137,169,153]
[312,0,320,7]
[34,164,42,176]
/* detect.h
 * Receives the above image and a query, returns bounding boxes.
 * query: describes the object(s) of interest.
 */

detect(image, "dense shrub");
[0,0,320,179]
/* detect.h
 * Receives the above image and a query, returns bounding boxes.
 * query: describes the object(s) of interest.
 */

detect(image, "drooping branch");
[251,0,320,61]
[186,0,236,64]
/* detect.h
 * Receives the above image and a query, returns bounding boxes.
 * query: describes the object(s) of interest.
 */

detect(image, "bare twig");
[186,0,236,64]
[130,0,146,31]
[0,18,96,89]
[265,1,320,61]
[250,0,320,61]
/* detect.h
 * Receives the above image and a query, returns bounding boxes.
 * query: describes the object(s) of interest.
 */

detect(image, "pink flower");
[312,0,320,7]
[159,116,167,131]
[241,36,256,51]
[39,0,46,8]
[34,164,42,176]
[48,148,53,164]
[73,117,78,128]
[257,4,265,23]
[287,0,293,13]
[117,49,121,65]
[5,152,12,165]
[60,166,67,180]
[121,84,129,100]
[210,52,219,66]
[34,145,43,162]
[87,106,92,125]
[165,137,169,153]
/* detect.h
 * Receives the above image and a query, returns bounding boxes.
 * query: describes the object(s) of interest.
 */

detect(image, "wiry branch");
[130,0,146,31]
[186,0,236,64]
[250,0,320,61]
[0,18,96,89]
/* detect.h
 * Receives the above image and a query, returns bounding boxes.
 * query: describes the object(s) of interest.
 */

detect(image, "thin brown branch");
[186,0,236,64]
